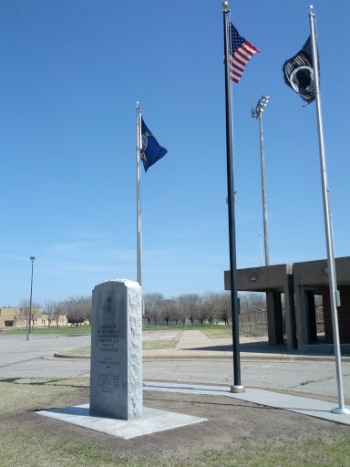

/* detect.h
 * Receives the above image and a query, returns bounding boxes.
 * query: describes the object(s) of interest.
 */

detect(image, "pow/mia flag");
[282,36,318,104]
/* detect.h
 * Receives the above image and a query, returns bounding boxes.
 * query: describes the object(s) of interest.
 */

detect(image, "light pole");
[26,256,36,341]
[252,96,270,266]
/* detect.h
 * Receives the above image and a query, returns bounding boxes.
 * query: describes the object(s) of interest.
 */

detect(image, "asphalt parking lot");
[1,331,350,402]
[2,331,350,428]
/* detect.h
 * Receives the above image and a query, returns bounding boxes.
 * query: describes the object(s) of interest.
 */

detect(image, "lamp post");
[26,256,36,341]
[252,96,270,266]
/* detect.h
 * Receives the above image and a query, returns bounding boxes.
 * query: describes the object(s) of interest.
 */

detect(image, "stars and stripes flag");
[229,23,260,83]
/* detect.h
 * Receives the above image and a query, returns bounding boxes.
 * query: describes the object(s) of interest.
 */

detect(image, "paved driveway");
[0,334,91,378]
[1,333,350,401]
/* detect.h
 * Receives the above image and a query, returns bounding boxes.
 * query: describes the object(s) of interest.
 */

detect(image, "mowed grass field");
[0,377,350,466]
[3,324,233,354]
[1,325,350,465]
[3,323,233,335]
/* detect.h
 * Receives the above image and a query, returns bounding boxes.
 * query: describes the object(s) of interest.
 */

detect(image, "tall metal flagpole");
[136,102,142,286]
[223,3,244,393]
[309,6,349,415]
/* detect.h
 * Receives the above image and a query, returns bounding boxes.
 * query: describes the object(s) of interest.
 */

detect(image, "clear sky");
[1,0,349,307]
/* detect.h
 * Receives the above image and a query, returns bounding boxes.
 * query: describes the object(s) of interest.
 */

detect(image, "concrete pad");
[37,404,206,440]
[143,382,350,426]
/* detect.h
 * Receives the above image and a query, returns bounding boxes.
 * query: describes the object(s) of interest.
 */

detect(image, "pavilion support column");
[284,274,297,351]
[294,286,310,347]
[266,291,284,345]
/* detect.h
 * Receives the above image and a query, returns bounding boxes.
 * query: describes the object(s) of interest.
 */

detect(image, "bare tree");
[44,300,55,327]
[44,300,66,327]
[53,301,66,326]
[143,293,164,326]
[177,294,201,325]
[65,295,91,326]
[174,296,187,326]
[17,298,41,329]
[200,292,225,325]
[160,298,176,325]
[239,292,266,314]
[238,292,268,336]
[217,292,231,326]
[197,294,210,325]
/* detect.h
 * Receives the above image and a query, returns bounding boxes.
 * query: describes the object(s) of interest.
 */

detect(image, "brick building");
[0,307,68,329]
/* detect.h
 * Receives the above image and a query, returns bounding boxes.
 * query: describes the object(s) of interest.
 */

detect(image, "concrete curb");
[52,330,350,363]
[143,354,350,363]
[53,352,90,360]
[53,351,350,363]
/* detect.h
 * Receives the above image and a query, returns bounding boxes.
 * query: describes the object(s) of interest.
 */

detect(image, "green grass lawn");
[142,323,229,332]
[199,326,232,339]
[142,339,178,350]
[2,325,92,336]
[2,323,232,337]
[0,377,349,466]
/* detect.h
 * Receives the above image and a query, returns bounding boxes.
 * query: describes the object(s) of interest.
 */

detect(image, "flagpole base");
[331,407,350,415]
[230,385,245,393]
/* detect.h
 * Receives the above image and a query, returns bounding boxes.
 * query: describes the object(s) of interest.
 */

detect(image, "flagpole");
[136,102,142,287]
[309,6,349,415]
[223,3,244,393]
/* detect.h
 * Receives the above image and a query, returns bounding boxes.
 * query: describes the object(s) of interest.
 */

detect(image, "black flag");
[283,36,318,103]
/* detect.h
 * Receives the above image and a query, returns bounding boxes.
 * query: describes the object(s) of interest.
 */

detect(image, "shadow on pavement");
[185,340,350,357]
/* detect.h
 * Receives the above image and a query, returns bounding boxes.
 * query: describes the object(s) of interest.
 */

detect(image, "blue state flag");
[141,117,168,172]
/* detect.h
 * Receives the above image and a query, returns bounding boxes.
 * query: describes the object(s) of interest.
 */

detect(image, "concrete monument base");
[37,404,206,440]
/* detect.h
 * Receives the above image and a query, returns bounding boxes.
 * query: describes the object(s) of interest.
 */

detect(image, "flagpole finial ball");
[222,2,229,9]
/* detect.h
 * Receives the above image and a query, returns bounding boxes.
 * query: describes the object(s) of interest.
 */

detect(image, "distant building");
[0,307,68,329]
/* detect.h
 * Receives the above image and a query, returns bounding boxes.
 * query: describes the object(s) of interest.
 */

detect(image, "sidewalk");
[142,330,350,427]
[54,330,350,429]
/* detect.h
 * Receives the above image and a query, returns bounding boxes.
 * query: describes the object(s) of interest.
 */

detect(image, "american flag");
[229,23,260,83]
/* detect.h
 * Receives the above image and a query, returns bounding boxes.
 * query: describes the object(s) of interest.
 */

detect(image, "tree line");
[143,291,267,326]
[16,291,267,329]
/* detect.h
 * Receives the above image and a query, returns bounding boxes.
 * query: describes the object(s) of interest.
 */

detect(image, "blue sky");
[1,0,349,306]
